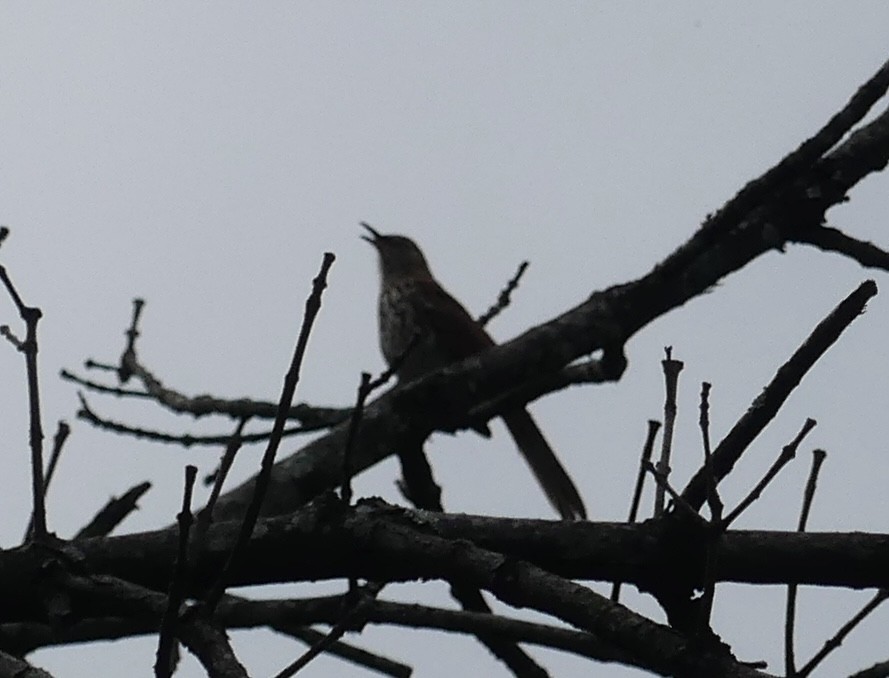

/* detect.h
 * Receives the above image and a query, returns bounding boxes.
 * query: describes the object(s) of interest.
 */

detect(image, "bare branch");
[341,372,373,506]
[75,481,152,539]
[203,252,335,613]
[793,225,889,270]
[76,393,311,447]
[24,421,70,541]
[155,465,198,678]
[271,582,384,678]
[785,449,827,676]
[699,382,723,521]
[0,264,48,542]
[720,418,817,529]
[798,588,889,677]
[695,381,721,633]
[682,282,876,511]
[662,57,889,281]
[193,418,249,552]
[612,419,660,603]
[60,368,154,398]
[70,297,349,429]
[654,348,683,516]
[477,260,530,327]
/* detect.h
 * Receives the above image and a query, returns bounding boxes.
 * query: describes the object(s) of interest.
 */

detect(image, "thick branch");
[2,503,888,628]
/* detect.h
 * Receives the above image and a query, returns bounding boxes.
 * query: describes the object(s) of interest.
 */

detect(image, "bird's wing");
[407,277,495,359]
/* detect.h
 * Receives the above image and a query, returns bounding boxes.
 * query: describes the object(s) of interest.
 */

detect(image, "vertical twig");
[43,420,71,492]
[341,331,422,503]
[695,382,722,634]
[24,421,70,540]
[698,383,723,521]
[654,347,683,517]
[785,449,827,677]
[341,372,373,505]
[0,265,49,542]
[155,465,198,678]
[611,419,660,602]
[192,417,249,555]
[117,298,145,383]
[203,252,335,613]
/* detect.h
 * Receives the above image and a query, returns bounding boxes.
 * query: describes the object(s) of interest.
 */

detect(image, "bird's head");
[361,222,432,280]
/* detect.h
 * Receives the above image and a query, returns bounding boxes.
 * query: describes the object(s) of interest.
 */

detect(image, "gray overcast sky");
[2,4,889,677]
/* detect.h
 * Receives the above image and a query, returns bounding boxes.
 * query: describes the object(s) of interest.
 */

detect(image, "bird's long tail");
[502,409,587,520]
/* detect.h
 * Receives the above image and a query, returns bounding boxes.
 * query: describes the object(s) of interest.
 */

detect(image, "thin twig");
[720,418,817,529]
[0,324,23,349]
[339,350,409,507]
[201,418,249,510]
[793,225,889,271]
[118,298,145,383]
[83,359,117,372]
[477,260,529,327]
[155,465,198,678]
[654,347,683,517]
[699,382,723,521]
[74,481,152,539]
[341,373,373,505]
[43,421,70,494]
[785,448,827,677]
[344,331,429,502]
[342,322,427,502]
[612,419,660,602]
[24,421,70,540]
[369,330,422,391]
[271,582,385,678]
[77,359,350,426]
[76,393,310,447]
[797,588,889,678]
[76,298,349,427]
[694,383,721,635]
[682,281,876,511]
[60,368,153,397]
[193,418,249,554]
[0,264,48,542]
[276,624,410,678]
[203,252,335,613]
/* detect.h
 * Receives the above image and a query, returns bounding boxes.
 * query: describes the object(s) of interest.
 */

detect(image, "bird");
[361,222,587,520]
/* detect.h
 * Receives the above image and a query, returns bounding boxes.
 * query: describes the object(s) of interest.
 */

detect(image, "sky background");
[2,4,889,677]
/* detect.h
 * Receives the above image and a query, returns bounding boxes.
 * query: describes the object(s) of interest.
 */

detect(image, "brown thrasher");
[362,223,587,520]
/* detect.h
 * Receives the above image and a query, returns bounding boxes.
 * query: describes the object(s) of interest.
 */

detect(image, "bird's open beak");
[360,222,382,245]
